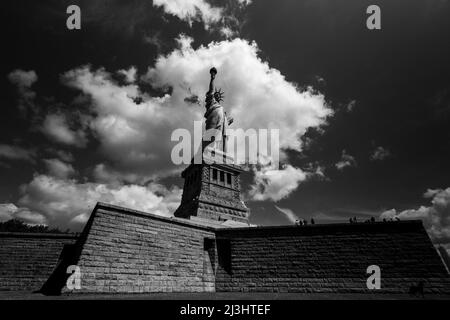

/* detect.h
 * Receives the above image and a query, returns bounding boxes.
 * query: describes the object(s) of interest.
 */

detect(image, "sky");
[0,0,449,251]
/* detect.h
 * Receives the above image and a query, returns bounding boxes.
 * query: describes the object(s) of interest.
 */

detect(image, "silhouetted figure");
[383,218,387,222]
[370,217,375,223]
[311,218,315,225]
[353,216,357,223]
[303,219,308,226]
[409,281,425,298]
[349,217,353,223]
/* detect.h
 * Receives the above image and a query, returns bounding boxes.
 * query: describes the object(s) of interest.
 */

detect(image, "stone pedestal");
[174,148,250,224]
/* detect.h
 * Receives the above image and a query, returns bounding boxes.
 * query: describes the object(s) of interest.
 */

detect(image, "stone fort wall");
[62,204,217,293]
[1,203,449,294]
[215,222,450,294]
[0,232,77,292]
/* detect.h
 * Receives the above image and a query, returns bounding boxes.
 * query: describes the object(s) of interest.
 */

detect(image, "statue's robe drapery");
[204,92,227,151]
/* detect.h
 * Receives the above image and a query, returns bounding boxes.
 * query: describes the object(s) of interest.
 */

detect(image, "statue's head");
[213,88,224,103]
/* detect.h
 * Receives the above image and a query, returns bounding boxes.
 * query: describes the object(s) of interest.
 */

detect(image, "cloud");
[15,174,182,231]
[335,149,357,170]
[346,100,356,112]
[60,37,330,188]
[274,205,298,224]
[0,203,46,225]
[249,165,307,202]
[381,188,450,244]
[41,113,88,147]
[370,146,391,161]
[0,144,35,162]
[91,163,162,185]
[303,161,328,181]
[52,149,74,163]
[220,26,235,38]
[43,158,76,179]
[61,64,198,182]
[144,32,164,51]
[152,0,251,33]
[118,66,137,84]
[7,69,38,114]
[314,75,326,86]
[146,36,331,153]
[0,203,16,222]
[8,69,37,88]
[152,0,223,28]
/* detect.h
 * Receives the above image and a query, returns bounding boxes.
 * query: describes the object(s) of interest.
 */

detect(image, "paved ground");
[1,291,450,300]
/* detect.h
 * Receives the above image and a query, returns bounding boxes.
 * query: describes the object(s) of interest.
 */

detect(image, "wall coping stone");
[95,202,425,238]
[0,232,79,239]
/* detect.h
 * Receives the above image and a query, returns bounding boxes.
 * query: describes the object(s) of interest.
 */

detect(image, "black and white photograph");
[0,0,449,313]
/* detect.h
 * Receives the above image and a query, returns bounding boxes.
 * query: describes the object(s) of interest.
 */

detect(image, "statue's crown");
[214,88,224,102]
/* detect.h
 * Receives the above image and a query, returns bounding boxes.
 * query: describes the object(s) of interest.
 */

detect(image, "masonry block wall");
[0,232,77,292]
[2,203,450,295]
[215,222,450,294]
[64,203,217,294]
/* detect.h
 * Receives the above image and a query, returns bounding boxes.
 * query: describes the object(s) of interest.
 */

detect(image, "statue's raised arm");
[208,67,217,94]
[205,67,217,109]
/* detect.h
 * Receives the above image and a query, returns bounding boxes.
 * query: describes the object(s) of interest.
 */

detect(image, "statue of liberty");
[203,67,233,153]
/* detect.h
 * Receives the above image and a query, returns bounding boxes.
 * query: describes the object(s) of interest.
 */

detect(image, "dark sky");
[0,0,449,230]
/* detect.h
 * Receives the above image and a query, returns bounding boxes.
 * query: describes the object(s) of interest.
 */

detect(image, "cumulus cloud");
[15,174,182,230]
[8,69,37,88]
[0,203,46,225]
[43,158,76,179]
[301,162,328,182]
[380,188,450,245]
[152,0,251,33]
[61,37,331,189]
[152,0,222,28]
[0,203,16,222]
[41,114,88,147]
[118,66,137,84]
[335,149,356,170]
[249,165,307,202]
[7,69,38,114]
[91,163,164,185]
[146,36,331,155]
[220,26,235,38]
[61,64,199,181]
[370,146,390,161]
[275,205,298,224]
[0,144,35,162]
